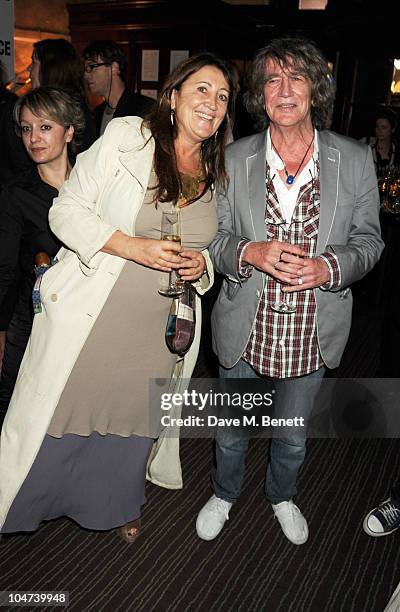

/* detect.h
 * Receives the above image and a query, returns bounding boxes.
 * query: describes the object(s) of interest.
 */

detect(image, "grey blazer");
[210,129,384,370]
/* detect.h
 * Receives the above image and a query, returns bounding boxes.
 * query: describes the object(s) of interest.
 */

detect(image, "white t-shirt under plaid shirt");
[239,130,340,379]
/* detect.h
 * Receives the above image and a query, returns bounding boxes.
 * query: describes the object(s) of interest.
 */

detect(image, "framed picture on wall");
[170,50,189,72]
[141,49,159,82]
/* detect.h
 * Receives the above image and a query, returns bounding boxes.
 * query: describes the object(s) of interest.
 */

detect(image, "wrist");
[121,233,137,261]
[241,241,255,265]
[241,243,251,265]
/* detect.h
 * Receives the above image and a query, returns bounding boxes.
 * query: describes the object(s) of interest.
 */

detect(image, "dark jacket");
[0,168,61,329]
[0,89,31,188]
[93,87,155,136]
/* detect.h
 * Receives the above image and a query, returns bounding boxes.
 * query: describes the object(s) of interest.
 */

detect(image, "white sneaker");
[272,500,309,545]
[196,494,232,541]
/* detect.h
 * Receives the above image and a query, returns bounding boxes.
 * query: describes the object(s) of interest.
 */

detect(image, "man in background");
[83,40,154,136]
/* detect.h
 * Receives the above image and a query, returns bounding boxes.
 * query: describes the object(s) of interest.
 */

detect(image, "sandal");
[118,518,141,544]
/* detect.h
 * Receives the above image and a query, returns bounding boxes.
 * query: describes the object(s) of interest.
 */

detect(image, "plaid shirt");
[241,163,339,378]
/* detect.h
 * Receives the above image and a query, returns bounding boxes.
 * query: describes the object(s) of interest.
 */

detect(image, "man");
[196,37,383,545]
[83,40,154,136]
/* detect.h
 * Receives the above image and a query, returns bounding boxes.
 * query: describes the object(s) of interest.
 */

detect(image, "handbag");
[165,282,196,356]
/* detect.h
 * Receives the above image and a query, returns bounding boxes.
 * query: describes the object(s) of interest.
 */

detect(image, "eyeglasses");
[84,62,110,73]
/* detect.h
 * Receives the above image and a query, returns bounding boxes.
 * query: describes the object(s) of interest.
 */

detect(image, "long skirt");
[1,432,152,533]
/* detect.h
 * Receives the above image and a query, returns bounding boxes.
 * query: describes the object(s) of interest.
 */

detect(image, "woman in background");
[0,40,96,397]
[363,107,399,178]
[0,87,85,423]
[29,38,96,154]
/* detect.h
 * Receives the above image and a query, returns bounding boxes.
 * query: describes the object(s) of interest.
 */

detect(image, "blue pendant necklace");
[272,135,314,185]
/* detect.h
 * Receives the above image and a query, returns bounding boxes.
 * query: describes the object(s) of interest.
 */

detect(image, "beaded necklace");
[271,135,315,185]
[178,167,205,206]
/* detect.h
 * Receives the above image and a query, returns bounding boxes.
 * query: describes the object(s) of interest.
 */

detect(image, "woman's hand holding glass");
[103,232,183,272]
[178,250,206,281]
[119,233,206,281]
[134,236,183,271]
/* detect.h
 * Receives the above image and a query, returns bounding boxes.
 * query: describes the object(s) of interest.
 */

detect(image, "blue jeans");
[213,359,325,505]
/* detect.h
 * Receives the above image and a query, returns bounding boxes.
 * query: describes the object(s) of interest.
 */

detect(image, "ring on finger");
[279,251,284,262]
[298,277,303,285]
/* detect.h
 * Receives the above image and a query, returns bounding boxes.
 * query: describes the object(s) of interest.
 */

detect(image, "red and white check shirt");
[239,159,340,379]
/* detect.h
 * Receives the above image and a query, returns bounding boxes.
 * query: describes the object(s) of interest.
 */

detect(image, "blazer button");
[50,293,58,302]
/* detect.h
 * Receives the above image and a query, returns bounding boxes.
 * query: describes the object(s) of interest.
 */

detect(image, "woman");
[0,53,237,542]
[29,38,97,154]
[0,41,97,378]
[0,87,85,422]
[363,107,399,178]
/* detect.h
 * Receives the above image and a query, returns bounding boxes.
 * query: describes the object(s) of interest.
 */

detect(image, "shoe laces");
[287,502,301,522]
[274,500,299,521]
[379,502,400,527]
[210,497,231,520]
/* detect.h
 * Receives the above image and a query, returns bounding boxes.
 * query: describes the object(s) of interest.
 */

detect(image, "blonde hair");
[14,86,85,154]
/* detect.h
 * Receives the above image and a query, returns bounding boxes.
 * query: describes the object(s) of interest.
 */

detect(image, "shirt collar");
[266,128,319,172]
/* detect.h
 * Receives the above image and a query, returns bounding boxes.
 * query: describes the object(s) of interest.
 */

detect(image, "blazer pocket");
[224,278,240,301]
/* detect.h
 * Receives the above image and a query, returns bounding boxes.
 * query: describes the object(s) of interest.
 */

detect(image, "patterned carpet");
[1,287,399,611]
[1,437,399,612]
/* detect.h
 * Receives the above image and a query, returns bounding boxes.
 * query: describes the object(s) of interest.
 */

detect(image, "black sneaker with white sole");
[363,497,400,537]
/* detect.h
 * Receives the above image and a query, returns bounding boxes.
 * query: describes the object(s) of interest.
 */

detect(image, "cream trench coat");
[0,117,213,529]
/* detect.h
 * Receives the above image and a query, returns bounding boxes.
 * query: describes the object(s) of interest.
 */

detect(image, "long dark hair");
[143,52,238,206]
[245,37,336,132]
[33,39,85,98]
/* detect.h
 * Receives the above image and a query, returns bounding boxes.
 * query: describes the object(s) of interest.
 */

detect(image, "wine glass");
[271,286,296,314]
[158,209,185,297]
[387,168,400,216]
[378,174,389,209]
[270,249,301,315]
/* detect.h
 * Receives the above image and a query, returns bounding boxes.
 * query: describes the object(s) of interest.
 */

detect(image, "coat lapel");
[247,131,268,241]
[317,132,340,252]
[118,121,154,191]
